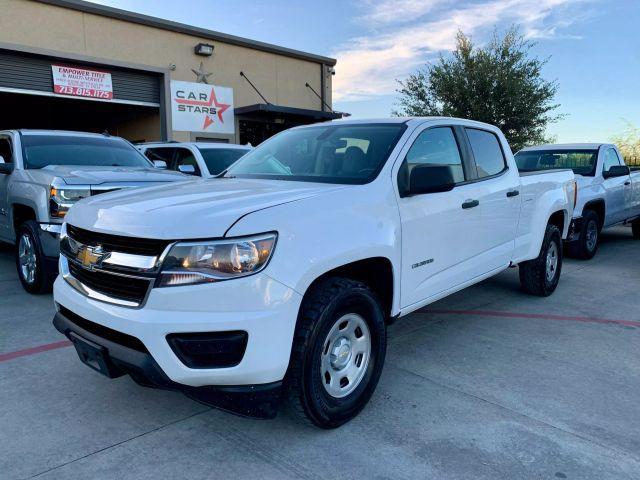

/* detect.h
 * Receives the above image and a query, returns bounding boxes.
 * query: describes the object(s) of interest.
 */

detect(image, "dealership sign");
[51,65,113,100]
[170,81,234,134]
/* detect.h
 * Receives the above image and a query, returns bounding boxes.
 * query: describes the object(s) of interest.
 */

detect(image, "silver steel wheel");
[545,240,558,282]
[18,233,37,285]
[585,220,598,252]
[320,313,371,399]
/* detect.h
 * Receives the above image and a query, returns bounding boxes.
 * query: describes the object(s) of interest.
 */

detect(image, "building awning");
[235,104,343,121]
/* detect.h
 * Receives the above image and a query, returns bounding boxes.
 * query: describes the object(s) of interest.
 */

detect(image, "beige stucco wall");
[0,0,333,141]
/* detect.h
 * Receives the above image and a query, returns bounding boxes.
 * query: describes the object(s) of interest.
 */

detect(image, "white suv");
[138,142,251,177]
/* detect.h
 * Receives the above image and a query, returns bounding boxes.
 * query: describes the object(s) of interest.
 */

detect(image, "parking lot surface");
[1,226,639,480]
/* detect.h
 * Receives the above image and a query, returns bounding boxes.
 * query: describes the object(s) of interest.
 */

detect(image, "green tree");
[394,27,562,151]
[611,122,640,166]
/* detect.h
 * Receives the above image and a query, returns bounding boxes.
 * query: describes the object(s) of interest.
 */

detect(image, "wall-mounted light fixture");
[194,43,214,57]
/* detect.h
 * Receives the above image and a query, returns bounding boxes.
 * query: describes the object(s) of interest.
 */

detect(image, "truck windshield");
[224,123,407,184]
[197,147,250,175]
[21,135,153,170]
[515,149,598,176]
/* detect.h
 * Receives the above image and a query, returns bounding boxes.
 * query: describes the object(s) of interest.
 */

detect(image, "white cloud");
[333,0,589,102]
[360,0,447,26]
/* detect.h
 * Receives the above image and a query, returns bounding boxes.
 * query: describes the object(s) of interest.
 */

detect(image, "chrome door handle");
[462,199,480,209]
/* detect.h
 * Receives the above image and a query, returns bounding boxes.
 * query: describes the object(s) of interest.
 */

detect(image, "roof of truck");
[139,142,251,150]
[9,129,119,138]
[519,143,613,151]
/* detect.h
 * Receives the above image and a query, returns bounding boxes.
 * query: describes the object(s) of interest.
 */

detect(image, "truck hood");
[38,165,186,185]
[65,177,349,239]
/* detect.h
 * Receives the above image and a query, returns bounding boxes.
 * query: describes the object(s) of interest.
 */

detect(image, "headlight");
[50,186,90,218]
[158,233,277,287]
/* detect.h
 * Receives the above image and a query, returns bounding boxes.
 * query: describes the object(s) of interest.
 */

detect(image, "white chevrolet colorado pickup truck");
[0,130,186,293]
[516,143,640,259]
[53,118,575,428]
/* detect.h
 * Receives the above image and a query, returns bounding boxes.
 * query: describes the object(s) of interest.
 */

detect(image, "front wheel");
[519,224,562,297]
[287,277,387,429]
[567,210,600,259]
[15,220,55,294]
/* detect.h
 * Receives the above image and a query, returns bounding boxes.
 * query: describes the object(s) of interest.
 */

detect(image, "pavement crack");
[388,362,640,466]
[26,407,212,479]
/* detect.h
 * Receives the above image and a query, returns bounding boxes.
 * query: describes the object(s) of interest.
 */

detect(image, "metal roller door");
[0,49,161,106]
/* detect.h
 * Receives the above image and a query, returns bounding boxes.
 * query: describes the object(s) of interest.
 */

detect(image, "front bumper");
[53,308,282,418]
[53,271,303,416]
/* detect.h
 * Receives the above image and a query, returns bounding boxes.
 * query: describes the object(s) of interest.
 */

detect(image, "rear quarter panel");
[513,170,574,263]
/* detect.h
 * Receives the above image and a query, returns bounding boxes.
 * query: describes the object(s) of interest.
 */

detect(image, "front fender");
[225,184,403,315]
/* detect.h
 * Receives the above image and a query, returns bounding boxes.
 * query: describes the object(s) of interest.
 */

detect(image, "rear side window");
[404,127,465,183]
[175,148,201,176]
[145,148,176,164]
[466,128,507,178]
[197,148,250,175]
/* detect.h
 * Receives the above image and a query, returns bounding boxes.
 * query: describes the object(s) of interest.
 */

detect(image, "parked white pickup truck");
[138,142,251,177]
[516,143,640,258]
[53,118,575,428]
[0,130,186,293]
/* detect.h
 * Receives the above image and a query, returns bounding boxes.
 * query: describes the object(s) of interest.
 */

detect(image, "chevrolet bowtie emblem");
[77,245,110,269]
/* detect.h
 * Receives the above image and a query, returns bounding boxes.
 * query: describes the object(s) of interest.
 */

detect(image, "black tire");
[287,277,387,429]
[632,218,640,240]
[14,220,54,294]
[519,224,562,297]
[567,210,600,259]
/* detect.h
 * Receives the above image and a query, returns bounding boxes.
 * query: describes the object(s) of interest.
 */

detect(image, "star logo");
[175,88,230,130]
[191,62,213,84]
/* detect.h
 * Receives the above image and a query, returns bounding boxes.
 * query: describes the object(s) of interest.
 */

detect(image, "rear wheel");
[287,277,386,429]
[567,210,600,259]
[632,218,640,239]
[15,220,54,294]
[519,224,562,297]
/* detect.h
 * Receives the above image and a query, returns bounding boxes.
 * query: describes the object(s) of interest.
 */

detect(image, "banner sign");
[51,65,113,100]
[170,80,234,134]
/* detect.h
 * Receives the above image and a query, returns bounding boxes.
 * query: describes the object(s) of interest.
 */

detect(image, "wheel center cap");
[330,337,352,370]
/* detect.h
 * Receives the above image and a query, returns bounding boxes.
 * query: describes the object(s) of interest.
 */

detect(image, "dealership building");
[0,0,340,144]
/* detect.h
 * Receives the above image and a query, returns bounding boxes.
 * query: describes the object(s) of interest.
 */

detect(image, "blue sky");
[90,0,640,142]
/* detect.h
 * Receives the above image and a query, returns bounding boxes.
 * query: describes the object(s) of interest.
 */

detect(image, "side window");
[402,127,465,184]
[0,138,13,163]
[145,148,176,168]
[602,148,621,172]
[175,148,201,176]
[466,128,507,178]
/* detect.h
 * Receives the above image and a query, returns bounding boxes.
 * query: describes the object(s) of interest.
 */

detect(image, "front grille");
[68,261,151,305]
[59,305,148,353]
[67,225,171,256]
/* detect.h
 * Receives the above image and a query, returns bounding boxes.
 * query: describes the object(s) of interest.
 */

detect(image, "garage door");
[0,49,161,106]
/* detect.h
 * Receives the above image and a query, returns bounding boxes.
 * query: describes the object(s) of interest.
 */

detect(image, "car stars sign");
[170,81,234,134]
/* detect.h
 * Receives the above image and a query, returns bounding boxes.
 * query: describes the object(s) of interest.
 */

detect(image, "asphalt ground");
[1,226,639,479]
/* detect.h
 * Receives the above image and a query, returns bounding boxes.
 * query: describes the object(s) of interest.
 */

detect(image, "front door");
[0,136,14,241]
[397,125,486,308]
[601,147,627,225]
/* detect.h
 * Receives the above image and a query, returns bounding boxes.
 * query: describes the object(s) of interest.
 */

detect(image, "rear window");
[197,147,250,175]
[515,149,598,176]
[21,135,152,169]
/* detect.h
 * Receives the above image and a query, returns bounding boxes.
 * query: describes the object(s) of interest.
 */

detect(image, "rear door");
[397,124,488,308]
[462,127,522,269]
[601,147,627,225]
[0,135,14,241]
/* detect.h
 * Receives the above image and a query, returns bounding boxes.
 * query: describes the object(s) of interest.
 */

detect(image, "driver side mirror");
[0,156,14,175]
[178,164,196,175]
[153,160,167,169]
[406,164,456,196]
[603,165,630,179]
